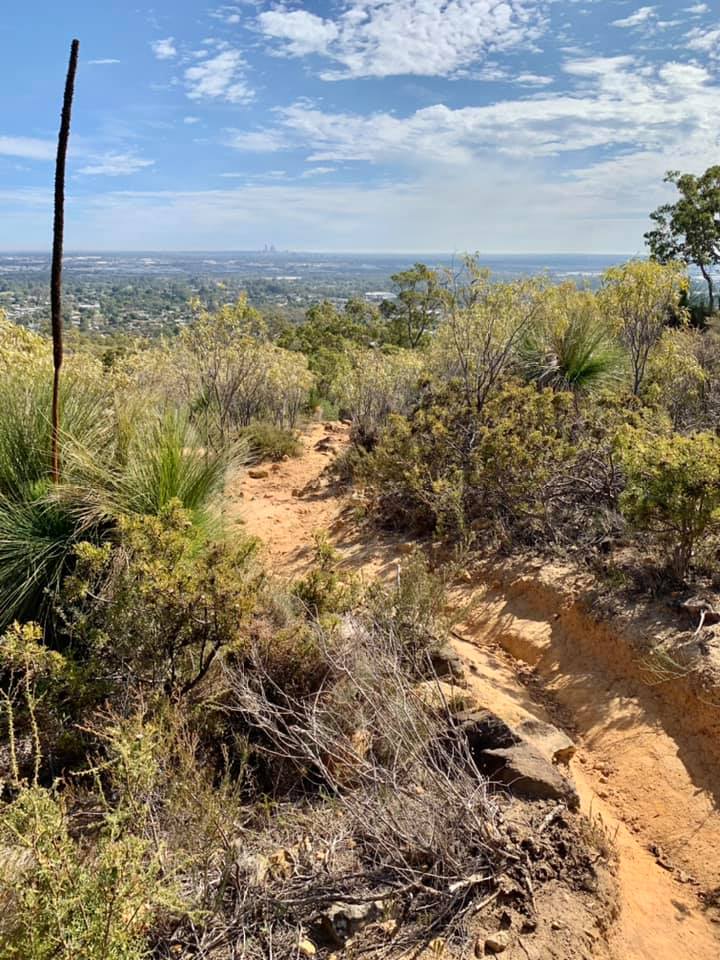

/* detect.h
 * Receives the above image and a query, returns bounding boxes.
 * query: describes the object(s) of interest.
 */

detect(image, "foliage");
[601,260,687,396]
[239,420,302,462]
[333,346,423,449]
[381,262,445,348]
[59,503,263,698]
[291,531,357,622]
[645,166,720,314]
[645,327,707,429]
[358,381,591,543]
[429,273,547,413]
[176,298,314,446]
[618,428,720,581]
[519,285,625,395]
[0,787,165,960]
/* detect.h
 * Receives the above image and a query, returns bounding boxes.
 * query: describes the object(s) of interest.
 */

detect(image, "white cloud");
[514,72,553,86]
[0,136,55,160]
[151,37,177,60]
[183,116,201,124]
[88,58,121,65]
[686,23,720,58]
[77,152,155,176]
[225,128,289,151]
[259,10,339,56]
[257,0,547,79]
[611,6,656,28]
[230,56,719,170]
[685,3,709,13]
[185,50,253,103]
[301,165,337,177]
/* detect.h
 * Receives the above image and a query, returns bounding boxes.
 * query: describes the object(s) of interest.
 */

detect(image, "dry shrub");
[193,618,512,957]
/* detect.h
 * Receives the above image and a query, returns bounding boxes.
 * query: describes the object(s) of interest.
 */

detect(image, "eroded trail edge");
[229,422,720,960]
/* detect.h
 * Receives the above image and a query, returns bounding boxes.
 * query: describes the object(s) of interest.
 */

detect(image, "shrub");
[618,428,720,581]
[333,346,423,449]
[0,787,166,960]
[59,503,263,698]
[358,381,586,543]
[239,421,301,462]
[601,260,688,396]
[519,286,625,395]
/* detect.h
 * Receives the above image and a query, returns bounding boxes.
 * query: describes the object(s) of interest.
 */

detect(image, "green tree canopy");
[645,166,720,314]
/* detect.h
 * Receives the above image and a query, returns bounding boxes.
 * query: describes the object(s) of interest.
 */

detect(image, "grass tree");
[50,39,80,484]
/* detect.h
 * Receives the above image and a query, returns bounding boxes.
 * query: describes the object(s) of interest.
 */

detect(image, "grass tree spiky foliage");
[520,289,625,395]
[0,373,241,628]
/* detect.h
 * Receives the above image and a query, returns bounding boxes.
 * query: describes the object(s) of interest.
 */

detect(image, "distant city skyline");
[1,1,718,253]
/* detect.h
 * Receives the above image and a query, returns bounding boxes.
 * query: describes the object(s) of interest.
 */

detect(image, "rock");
[429,643,465,681]
[678,596,720,625]
[314,437,336,453]
[481,742,579,808]
[515,718,576,765]
[270,463,281,473]
[414,680,478,714]
[298,938,317,957]
[314,901,383,946]
[454,709,520,756]
[483,931,511,954]
[452,710,579,808]
[248,468,269,479]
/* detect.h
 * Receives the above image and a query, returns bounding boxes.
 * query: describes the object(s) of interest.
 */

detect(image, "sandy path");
[229,422,720,960]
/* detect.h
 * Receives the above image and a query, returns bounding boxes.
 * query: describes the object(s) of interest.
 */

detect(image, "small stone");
[551,922,563,931]
[248,468,269,479]
[298,938,316,957]
[484,931,511,953]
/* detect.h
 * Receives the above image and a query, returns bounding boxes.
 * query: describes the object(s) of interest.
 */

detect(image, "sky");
[1,1,719,253]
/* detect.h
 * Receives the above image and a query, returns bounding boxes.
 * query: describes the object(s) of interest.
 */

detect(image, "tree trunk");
[699,263,715,316]
[50,39,79,484]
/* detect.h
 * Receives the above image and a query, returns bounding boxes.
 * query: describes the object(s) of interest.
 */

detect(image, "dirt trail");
[229,422,720,960]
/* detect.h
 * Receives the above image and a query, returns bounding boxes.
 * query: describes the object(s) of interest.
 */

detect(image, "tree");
[50,39,80,483]
[601,260,687,396]
[645,166,720,314]
[381,263,445,348]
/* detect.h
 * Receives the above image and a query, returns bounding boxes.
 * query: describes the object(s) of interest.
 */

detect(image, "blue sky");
[1,1,719,252]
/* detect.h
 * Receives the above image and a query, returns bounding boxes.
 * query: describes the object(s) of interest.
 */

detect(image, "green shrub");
[239,420,301,462]
[59,503,263,698]
[0,787,166,960]
[618,428,720,581]
[291,531,357,621]
[358,381,584,543]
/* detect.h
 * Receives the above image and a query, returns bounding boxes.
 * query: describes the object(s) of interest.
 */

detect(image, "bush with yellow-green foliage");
[333,345,424,449]
[356,380,621,546]
[618,427,720,581]
[59,502,263,701]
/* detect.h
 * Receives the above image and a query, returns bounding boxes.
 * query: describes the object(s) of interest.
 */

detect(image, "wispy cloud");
[78,152,155,176]
[611,6,656,28]
[0,136,55,160]
[301,166,337,178]
[151,37,177,60]
[686,23,720,57]
[185,49,253,103]
[257,0,547,79]
[88,58,121,65]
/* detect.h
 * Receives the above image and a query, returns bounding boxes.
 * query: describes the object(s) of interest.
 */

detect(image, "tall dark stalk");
[50,39,79,484]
